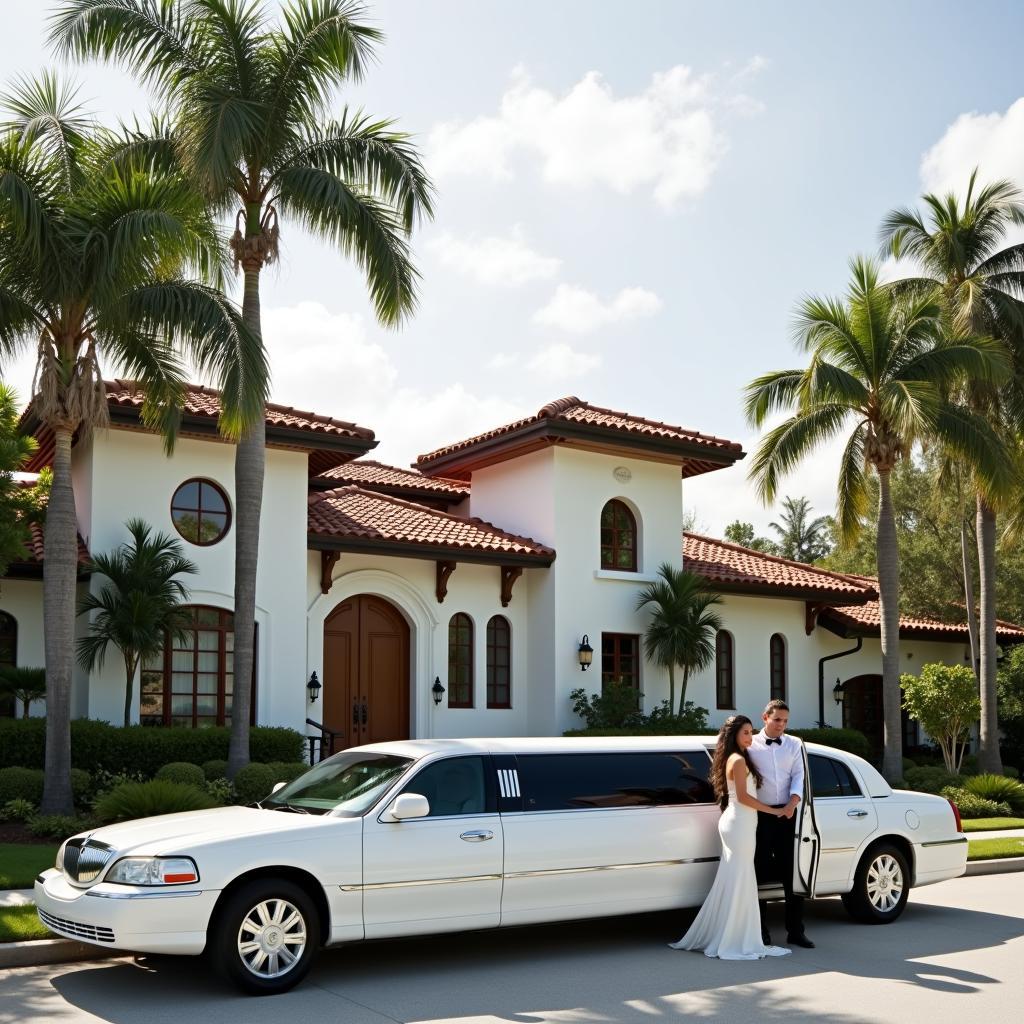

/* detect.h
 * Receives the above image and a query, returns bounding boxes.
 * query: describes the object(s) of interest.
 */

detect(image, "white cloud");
[486,352,517,370]
[526,343,602,379]
[428,63,748,207]
[533,284,662,334]
[428,225,561,286]
[920,97,1024,196]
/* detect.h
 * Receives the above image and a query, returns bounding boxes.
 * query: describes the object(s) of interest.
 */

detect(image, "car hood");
[79,805,349,857]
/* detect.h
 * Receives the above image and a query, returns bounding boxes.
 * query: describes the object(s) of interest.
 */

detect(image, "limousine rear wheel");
[842,843,909,924]
[210,879,318,995]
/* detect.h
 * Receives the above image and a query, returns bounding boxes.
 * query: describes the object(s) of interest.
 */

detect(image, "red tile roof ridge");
[684,531,877,596]
[538,395,583,417]
[317,458,470,493]
[309,484,554,554]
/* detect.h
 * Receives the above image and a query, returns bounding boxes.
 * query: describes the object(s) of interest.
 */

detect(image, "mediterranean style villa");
[4,382,1021,759]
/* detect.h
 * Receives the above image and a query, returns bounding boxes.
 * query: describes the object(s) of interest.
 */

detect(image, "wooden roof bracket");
[805,601,827,635]
[436,560,457,603]
[500,566,523,607]
[320,550,341,595]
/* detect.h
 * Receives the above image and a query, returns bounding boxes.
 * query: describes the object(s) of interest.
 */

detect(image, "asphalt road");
[2,873,1022,1024]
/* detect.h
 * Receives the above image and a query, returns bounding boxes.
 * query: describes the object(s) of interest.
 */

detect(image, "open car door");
[793,740,820,898]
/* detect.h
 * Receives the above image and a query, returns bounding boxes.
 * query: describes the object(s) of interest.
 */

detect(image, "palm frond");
[743,368,807,427]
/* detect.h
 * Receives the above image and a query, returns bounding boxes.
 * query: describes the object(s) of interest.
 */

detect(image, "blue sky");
[4,1,1024,534]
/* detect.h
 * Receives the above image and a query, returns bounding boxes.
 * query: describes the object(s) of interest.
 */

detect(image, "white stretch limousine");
[35,737,967,994]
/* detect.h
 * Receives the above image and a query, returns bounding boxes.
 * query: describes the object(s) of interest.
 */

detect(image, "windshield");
[264,752,413,815]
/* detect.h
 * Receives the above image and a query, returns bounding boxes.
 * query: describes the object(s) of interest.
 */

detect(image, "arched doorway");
[324,595,410,749]
[842,673,917,763]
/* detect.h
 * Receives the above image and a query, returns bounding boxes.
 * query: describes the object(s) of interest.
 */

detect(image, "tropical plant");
[94,779,217,823]
[939,786,1011,819]
[0,74,265,813]
[901,663,981,774]
[960,772,1024,814]
[636,562,724,714]
[52,0,435,777]
[881,172,1024,775]
[76,519,197,727]
[723,520,778,554]
[769,496,831,562]
[0,382,39,577]
[0,666,46,717]
[746,256,1009,781]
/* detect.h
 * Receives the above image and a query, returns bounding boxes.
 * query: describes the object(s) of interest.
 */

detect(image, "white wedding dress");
[669,771,791,959]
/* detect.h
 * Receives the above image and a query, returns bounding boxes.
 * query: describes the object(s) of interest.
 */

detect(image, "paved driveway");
[2,873,1022,1024]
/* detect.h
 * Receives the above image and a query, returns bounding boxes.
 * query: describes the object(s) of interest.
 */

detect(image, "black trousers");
[755,808,804,938]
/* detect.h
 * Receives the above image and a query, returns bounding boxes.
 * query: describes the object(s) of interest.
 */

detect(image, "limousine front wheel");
[842,843,909,924]
[210,879,318,995]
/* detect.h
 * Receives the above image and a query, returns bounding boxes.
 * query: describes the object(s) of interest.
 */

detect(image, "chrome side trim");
[503,856,719,880]
[820,846,856,854]
[340,873,502,892]
[921,837,969,848]
[85,889,204,901]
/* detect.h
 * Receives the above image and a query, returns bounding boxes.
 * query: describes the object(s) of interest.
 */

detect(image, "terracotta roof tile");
[314,459,469,499]
[308,486,554,564]
[684,532,873,601]
[416,396,744,479]
[5,520,90,574]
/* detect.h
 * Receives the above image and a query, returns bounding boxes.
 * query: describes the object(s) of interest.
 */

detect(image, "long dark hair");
[709,715,763,810]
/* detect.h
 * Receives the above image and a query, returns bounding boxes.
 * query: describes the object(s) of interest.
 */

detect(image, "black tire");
[209,878,319,995]
[841,843,910,924]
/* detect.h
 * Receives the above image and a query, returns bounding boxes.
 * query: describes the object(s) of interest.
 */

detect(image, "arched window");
[448,613,474,708]
[0,612,15,718]
[486,615,511,709]
[769,633,786,701]
[716,630,734,710]
[600,499,637,571]
[139,606,255,727]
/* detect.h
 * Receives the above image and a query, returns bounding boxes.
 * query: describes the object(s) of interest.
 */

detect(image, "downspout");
[818,637,863,727]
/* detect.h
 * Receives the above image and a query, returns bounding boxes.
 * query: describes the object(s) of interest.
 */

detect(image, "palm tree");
[52,0,435,777]
[637,562,724,714]
[881,171,1024,774]
[76,519,197,727]
[769,496,831,562]
[0,75,265,813]
[0,666,46,717]
[745,256,1009,781]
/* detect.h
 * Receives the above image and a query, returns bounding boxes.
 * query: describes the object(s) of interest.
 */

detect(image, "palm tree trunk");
[123,651,138,729]
[961,518,979,680]
[40,426,76,815]
[976,497,1002,774]
[678,666,690,716]
[667,663,675,715]
[227,263,265,779]
[876,468,903,782]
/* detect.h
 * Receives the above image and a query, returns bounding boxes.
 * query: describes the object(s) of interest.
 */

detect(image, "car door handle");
[847,809,869,818]
[460,830,494,842]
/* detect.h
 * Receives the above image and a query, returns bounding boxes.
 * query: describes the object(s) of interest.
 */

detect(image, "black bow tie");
[765,737,782,746]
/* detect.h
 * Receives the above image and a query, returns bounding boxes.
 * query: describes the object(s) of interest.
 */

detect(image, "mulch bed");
[0,823,53,845]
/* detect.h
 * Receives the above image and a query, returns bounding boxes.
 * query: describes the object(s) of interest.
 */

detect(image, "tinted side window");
[516,752,714,811]
[401,756,491,816]
[809,754,862,798]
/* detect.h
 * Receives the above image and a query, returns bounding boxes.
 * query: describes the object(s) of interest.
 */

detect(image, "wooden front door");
[324,595,410,749]
[842,673,915,763]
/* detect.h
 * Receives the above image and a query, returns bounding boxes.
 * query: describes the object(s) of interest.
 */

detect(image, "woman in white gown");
[669,715,792,959]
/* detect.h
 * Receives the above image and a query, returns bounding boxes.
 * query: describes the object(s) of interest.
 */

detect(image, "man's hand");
[783,796,799,819]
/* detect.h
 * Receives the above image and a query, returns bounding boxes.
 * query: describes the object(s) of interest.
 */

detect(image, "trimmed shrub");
[959,754,978,776]
[232,763,280,804]
[940,786,1012,819]
[961,773,1024,815]
[904,766,962,794]
[27,814,95,840]
[788,728,872,760]
[902,758,917,774]
[70,768,92,804]
[201,759,229,782]
[204,778,234,805]
[94,780,217,824]
[0,798,36,822]
[266,762,308,785]
[1004,766,1020,780]
[154,762,206,787]
[0,767,44,805]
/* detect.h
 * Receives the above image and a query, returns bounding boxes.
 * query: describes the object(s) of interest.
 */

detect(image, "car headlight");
[105,857,199,886]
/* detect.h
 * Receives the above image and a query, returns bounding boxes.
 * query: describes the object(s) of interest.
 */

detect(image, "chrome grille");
[63,838,114,886]
[38,909,116,944]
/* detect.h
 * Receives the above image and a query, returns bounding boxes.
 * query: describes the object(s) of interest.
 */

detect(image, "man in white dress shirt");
[747,699,814,948]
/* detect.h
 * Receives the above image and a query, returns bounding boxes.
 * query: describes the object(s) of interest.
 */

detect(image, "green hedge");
[0,718,304,775]
[788,728,871,760]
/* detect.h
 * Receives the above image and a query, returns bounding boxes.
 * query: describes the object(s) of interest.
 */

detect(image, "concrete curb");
[0,937,123,970]
[964,856,1024,876]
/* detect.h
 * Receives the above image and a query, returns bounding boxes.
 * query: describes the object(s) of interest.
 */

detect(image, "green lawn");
[0,905,51,943]
[0,843,59,889]
[967,836,1024,861]
[961,817,1024,833]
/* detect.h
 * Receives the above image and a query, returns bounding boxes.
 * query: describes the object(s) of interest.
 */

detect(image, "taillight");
[947,798,962,833]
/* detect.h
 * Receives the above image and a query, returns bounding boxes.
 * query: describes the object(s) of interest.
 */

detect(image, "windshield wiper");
[269,801,310,814]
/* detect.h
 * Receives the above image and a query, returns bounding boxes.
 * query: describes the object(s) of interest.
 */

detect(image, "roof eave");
[307,533,555,568]
[699,579,872,605]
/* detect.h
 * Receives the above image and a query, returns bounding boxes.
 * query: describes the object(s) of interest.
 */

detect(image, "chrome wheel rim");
[865,853,904,913]
[237,898,307,979]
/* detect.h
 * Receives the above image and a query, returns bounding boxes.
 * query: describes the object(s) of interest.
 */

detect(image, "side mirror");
[271,781,287,794]
[387,793,430,821]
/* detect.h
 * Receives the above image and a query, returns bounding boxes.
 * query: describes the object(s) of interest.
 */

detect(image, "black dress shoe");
[787,933,815,948]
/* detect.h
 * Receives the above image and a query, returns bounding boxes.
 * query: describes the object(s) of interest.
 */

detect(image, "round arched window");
[170,479,231,545]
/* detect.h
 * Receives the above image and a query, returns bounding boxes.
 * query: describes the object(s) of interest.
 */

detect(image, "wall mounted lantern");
[578,635,594,672]
[833,678,845,705]
[307,671,322,703]
[432,677,446,705]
